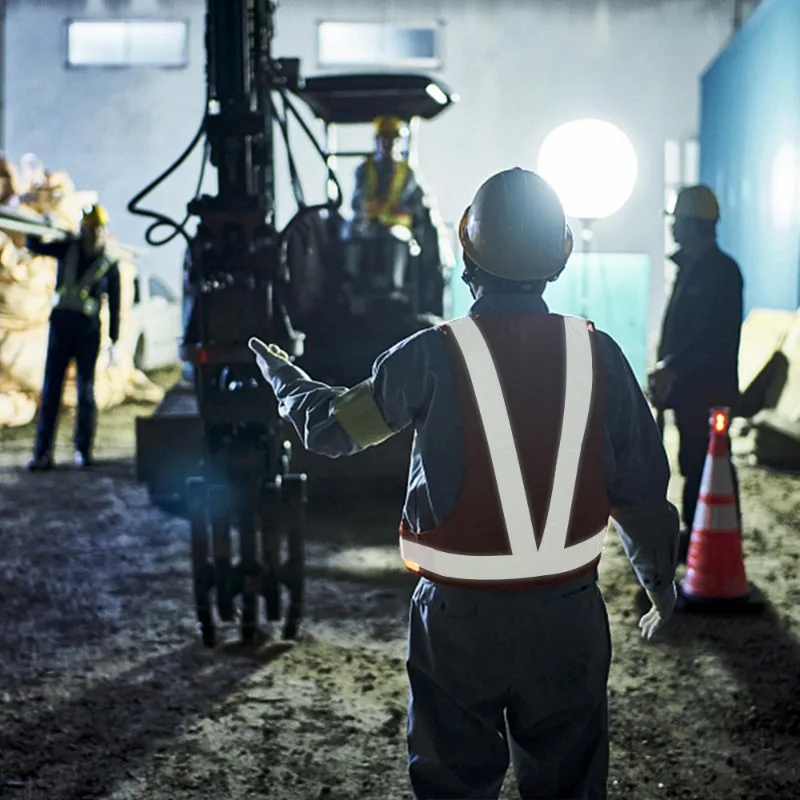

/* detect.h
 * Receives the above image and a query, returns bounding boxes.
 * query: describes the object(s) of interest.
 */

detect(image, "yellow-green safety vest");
[364,157,413,228]
[54,243,112,317]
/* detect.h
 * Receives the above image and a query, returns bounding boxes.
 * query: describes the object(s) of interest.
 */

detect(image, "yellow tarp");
[737,308,798,395]
[772,313,800,423]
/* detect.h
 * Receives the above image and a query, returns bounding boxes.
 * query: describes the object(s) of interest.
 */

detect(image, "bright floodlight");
[537,119,638,220]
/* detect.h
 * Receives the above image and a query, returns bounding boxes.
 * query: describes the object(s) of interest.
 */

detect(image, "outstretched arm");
[26,236,69,259]
[249,331,433,459]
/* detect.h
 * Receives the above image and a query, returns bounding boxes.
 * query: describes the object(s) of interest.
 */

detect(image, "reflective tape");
[400,315,607,581]
[332,380,395,448]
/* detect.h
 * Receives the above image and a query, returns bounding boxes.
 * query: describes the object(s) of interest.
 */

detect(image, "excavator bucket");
[136,383,411,508]
[135,408,203,507]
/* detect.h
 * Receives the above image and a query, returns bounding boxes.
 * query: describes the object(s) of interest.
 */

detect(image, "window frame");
[316,20,444,70]
[64,18,190,70]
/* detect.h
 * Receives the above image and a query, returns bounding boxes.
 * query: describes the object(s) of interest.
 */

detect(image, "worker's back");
[397,307,609,588]
[363,292,672,594]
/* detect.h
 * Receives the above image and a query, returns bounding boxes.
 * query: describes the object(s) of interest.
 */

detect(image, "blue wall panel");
[700,0,800,317]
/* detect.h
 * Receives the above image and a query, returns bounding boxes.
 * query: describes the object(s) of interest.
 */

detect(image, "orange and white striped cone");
[676,407,764,613]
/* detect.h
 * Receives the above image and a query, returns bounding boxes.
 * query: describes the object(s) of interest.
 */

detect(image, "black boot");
[28,452,53,471]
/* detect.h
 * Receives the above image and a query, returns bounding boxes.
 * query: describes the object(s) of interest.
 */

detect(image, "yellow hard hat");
[374,116,404,138]
[82,204,109,228]
[459,168,573,282]
[669,185,720,221]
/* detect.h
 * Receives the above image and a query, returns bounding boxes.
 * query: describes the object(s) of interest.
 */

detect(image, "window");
[318,22,441,69]
[66,20,189,68]
[148,275,176,303]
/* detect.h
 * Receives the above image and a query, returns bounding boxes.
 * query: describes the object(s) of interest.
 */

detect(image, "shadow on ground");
[0,640,291,800]
[635,586,800,795]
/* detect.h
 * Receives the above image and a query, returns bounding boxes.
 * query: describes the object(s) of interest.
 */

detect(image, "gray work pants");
[406,575,612,799]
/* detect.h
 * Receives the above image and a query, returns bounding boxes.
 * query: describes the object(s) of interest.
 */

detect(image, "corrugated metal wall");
[700,0,800,316]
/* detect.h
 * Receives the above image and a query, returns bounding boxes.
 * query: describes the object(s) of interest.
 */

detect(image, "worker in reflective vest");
[351,115,421,233]
[345,116,424,304]
[27,204,121,470]
[250,168,680,800]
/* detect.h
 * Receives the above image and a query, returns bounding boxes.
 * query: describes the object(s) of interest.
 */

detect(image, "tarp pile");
[0,154,164,428]
[735,306,800,468]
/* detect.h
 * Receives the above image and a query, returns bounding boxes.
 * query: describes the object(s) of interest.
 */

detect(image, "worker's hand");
[639,583,677,641]
[647,365,676,408]
[248,337,290,378]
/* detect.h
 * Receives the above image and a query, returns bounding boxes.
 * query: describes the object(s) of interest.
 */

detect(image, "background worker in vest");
[649,185,744,562]
[250,168,679,800]
[26,204,121,470]
[351,115,422,232]
[345,115,424,305]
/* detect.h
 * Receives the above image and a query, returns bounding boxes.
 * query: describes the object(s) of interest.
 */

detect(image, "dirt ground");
[1,373,799,800]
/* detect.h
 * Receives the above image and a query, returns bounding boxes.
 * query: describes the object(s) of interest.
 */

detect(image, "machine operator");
[351,115,422,233]
[250,168,680,800]
[345,115,424,301]
[27,204,121,471]
[649,185,744,561]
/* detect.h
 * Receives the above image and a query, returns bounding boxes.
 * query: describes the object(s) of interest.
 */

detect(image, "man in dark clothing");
[649,185,744,560]
[26,204,121,470]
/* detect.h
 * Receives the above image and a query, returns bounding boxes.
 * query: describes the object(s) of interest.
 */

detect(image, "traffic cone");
[676,406,764,613]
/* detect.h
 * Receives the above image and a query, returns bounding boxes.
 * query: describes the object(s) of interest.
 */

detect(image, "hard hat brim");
[459,205,572,282]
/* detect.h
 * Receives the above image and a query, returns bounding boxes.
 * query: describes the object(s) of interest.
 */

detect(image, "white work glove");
[639,582,677,641]
[248,337,289,379]
[107,343,119,368]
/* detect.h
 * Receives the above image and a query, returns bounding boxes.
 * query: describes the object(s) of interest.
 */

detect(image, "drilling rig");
[129,1,457,646]
[130,0,327,647]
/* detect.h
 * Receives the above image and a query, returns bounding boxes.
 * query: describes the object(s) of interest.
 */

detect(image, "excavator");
[130,0,456,646]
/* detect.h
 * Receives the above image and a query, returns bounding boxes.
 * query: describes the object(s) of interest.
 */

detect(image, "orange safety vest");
[399,313,611,589]
[363,157,413,228]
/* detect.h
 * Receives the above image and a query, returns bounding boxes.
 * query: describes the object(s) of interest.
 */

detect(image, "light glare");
[537,118,638,220]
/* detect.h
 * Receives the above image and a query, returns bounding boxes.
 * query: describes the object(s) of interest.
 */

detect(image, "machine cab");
[288,72,458,324]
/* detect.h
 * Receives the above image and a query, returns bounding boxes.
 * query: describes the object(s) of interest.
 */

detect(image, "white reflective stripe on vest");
[400,315,607,581]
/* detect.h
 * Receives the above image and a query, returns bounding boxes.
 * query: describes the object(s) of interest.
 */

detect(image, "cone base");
[676,581,765,614]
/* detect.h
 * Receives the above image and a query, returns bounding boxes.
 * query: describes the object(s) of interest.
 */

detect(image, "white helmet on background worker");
[459,168,574,282]
[668,185,721,221]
